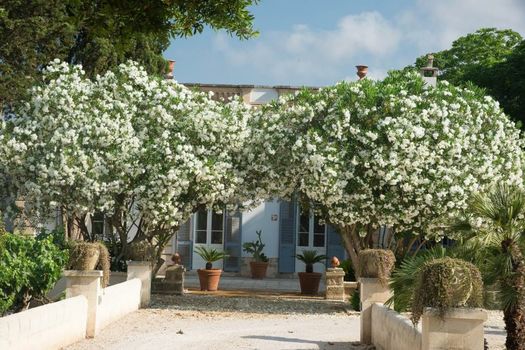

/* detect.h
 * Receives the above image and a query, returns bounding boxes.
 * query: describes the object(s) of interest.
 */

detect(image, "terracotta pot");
[197,269,222,291]
[250,261,269,279]
[298,272,323,295]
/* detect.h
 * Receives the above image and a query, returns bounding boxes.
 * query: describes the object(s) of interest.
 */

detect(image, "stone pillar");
[359,277,392,344]
[63,270,103,338]
[422,308,487,350]
[127,261,152,307]
[164,264,186,295]
[325,268,345,301]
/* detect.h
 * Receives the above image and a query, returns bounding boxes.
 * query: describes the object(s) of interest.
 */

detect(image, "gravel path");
[64,293,506,350]
[65,293,364,350]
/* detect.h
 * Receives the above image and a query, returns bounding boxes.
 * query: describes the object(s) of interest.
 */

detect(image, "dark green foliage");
[388,244,487,312]
[0,230,68,315]
[411,257,483,325]
[242,230,269,262]
[350,289,360,311]
[0,0,260,109]
[358,249,396,285]
[339,259,356,282]
[296,250,327,273]
[411,28,525,127]
[194,246,228,269]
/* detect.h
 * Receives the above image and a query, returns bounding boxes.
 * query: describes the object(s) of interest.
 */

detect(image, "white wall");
[371,303,422,350]
[0,295,88,350]
[96,278,141,332]
[241,199,280,258]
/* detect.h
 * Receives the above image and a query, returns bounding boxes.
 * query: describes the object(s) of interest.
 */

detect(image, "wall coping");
[127,261,152,267]
[423,307,487,321]
[63,270,103,277]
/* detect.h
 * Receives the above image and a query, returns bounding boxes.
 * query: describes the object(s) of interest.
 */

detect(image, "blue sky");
[164,0,525,87]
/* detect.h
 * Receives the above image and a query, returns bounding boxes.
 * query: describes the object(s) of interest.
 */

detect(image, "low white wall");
[0,295,88,350]
[371,303,422,350]
[96,278,141,332]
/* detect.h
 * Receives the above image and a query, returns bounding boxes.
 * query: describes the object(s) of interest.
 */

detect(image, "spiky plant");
[296,250,327,273]
[457,184,525,350]
[194,246,228,270]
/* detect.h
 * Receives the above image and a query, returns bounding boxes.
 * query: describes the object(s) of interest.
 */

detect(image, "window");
[313,216,325,247]
[297,207,326,248]
[298,212,309,246]
[91,212,105,238]
[194,209,224,245]
[195,209,207,244]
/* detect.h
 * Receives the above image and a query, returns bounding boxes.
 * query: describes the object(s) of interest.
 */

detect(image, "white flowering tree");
[252,71,525,273]
[0,60,252,274]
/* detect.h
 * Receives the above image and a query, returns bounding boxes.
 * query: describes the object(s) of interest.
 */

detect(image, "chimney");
[420,54,438,87]
[356,65,368,80]
[166,59,175,79]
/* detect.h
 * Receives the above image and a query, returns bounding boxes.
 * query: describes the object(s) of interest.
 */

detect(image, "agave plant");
[194,246,228,270]
[296,250,327,273]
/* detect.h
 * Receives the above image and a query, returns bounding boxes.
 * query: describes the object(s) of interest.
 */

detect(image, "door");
[295,208,327,274]
[192,209,225,270]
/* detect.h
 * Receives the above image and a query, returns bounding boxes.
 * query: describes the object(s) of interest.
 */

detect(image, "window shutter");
[278,199,297,273]
[224,211,242,272]
[326,224,346,263]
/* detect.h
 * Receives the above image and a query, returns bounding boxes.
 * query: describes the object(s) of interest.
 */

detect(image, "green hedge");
[0,229,68,315]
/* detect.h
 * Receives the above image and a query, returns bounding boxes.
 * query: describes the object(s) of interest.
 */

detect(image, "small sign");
[271,214,278,221]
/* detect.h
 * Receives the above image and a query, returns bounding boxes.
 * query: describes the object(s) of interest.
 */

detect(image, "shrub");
[350,289,361,311]
[68,241,110,287]
[0,231,68,315]
[339,259,356,281]
[411,257,483,324]
[358,249,396,284]
[127,241,155,262]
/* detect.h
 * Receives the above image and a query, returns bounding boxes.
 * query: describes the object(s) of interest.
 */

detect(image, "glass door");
[295,208,327,273]
[192,209,225,270]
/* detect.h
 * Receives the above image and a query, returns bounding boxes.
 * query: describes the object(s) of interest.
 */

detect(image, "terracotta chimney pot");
[356,65,368,80]
[166,59,175,79]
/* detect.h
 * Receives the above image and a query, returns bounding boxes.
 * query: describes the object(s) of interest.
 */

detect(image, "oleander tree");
[0,60,253,274]
[251,71,525,273]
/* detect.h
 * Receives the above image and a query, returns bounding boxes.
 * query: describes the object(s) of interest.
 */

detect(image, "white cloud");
[213,12,400,84]
[210,0,525,85]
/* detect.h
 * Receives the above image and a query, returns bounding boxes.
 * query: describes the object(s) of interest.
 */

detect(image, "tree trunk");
[338,224,361,277]
[501,239,525,350]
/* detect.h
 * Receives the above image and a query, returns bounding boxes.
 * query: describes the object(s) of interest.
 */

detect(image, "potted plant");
[296,250,327,295]
[68,241,111,287]
[194,246,228,291]
[242,230,269,279]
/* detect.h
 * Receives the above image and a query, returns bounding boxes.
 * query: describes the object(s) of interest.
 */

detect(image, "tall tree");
[410,28,525,126]
[0,0,259,109]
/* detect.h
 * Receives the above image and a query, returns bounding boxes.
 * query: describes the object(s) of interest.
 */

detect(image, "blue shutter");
[176,219,192,269]
[278,199,297,273]
[326,224,346,263]
[223,211,242,272]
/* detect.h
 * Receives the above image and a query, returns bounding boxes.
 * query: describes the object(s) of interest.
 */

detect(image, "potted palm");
[194,246,228,291]
[242,230,269,279]
[296,250,327,295]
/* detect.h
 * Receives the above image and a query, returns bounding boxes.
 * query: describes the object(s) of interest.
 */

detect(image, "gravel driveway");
[65,293,364,350]
[64,293,506,350]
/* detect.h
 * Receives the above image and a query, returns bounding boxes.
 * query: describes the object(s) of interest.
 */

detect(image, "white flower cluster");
[253,71,525,239]
[0,60,252,229]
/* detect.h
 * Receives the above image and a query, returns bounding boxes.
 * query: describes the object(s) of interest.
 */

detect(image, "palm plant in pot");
[194,246,228,291]
[296,250,327,295]
[242,230,269,279]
